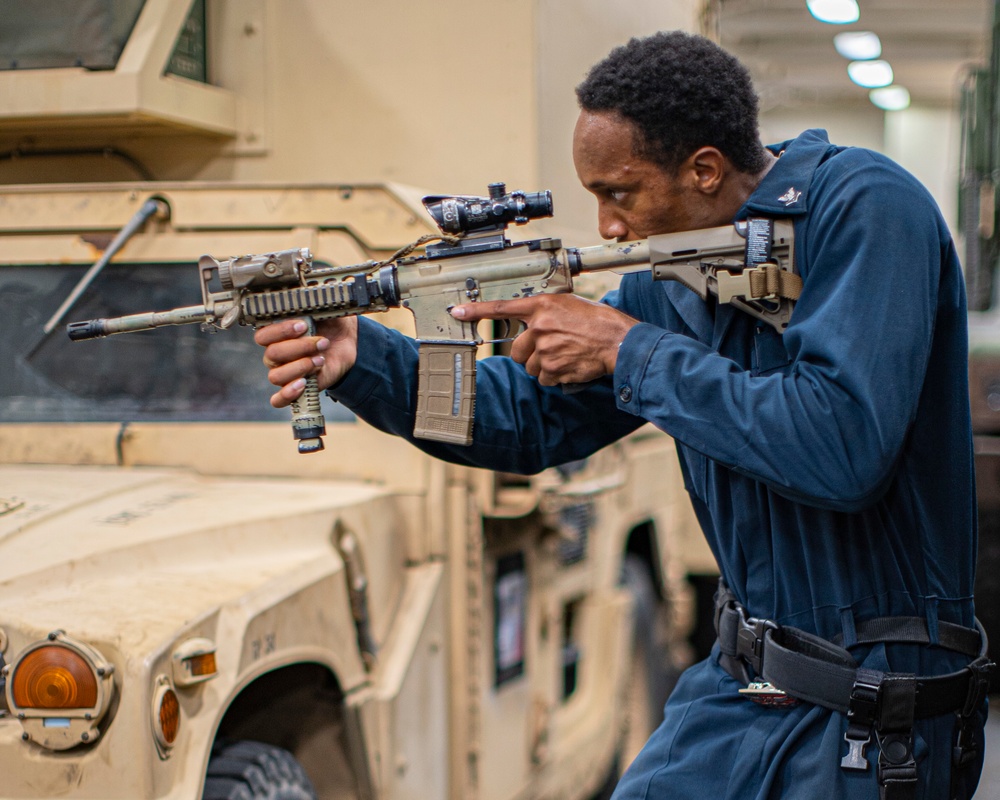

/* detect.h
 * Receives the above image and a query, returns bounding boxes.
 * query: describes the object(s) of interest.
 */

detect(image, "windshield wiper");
[26,196,169,358]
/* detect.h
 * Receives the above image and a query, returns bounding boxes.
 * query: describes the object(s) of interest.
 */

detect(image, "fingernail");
[291,378,305,390]
[316,337,330,350]
[293,321,307,334]
[450,305,467,319]
[312,356,325,367]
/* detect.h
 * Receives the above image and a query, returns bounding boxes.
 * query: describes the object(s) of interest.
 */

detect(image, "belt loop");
[924,597,940,647]
[839,607,858,649]
[734,607,779,677]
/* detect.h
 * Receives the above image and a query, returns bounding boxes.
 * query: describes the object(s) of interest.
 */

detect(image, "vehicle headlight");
[3,631,115,750]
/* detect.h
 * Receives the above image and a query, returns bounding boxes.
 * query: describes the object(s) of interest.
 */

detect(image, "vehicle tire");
[203,740,317,800]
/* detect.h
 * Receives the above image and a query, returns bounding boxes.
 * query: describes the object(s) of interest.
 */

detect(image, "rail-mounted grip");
[413,342,477,446]
[291,316,327,454]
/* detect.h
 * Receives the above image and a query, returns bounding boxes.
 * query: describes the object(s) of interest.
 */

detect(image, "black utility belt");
[713,585,995,800]
[714,599,989,715]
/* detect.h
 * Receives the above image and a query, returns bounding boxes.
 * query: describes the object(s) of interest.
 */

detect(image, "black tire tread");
[203,740,316,800]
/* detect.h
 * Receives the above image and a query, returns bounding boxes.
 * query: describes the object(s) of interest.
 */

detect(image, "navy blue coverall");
[329,130,986,798]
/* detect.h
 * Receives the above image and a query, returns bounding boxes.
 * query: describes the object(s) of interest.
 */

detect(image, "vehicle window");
[0,261,355,424]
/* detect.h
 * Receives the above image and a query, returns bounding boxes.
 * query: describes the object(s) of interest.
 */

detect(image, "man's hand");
[451,293,638,386]
[255,317,359,408]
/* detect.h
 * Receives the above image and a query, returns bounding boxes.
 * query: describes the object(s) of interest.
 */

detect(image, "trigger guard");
[500,319,527,337]
[483,318,526,345]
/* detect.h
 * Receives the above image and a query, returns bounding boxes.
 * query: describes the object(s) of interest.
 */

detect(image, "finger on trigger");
[451,298,533,322]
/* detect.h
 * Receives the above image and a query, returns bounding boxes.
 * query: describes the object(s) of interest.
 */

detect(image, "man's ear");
[684,147,726,195]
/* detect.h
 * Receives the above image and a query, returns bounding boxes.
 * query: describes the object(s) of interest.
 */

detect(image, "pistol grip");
[290,316,327,453]
[413,342,477,446]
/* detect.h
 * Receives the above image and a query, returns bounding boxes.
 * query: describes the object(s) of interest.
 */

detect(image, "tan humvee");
[0,182,713,800]
[0,1,718,796]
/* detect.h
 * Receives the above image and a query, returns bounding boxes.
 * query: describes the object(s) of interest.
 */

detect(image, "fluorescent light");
[834,31,881,60]
[848,60,894,88]
[806,0,860,24]
[869,86,911,111]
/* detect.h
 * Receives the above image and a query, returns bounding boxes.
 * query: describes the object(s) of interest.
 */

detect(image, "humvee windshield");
[1,261,353,424]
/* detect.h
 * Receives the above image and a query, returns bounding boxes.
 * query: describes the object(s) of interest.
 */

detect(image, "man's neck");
[714,150,779,222]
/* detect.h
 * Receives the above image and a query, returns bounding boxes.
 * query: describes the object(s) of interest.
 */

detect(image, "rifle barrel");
[67,305,209,340]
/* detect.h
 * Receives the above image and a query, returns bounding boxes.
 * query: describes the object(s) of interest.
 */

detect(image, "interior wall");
[883,106,961,236]
[191,0,541,194]
[535,0,703,240]
[758,106,886,154]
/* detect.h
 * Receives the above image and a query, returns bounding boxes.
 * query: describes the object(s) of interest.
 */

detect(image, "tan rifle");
[68,183,797,453]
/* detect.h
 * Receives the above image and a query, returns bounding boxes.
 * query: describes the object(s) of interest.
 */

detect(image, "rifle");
[67,183,798,453]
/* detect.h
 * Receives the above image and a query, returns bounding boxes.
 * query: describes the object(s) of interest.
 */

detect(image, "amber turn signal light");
[171,637,218,687]
[11,645,99,709]
[158,687,180,744]
[152,675,181,753]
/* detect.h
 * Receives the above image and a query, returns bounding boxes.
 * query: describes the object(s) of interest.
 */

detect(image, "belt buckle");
[738,680,800,708]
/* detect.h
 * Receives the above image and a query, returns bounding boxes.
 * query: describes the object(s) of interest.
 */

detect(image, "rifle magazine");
[414,342,477,446]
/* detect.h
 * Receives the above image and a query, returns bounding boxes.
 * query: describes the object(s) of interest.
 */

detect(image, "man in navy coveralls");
[258,31,989,800]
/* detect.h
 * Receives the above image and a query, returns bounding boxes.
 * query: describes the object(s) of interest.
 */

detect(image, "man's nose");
[598,207,629,241]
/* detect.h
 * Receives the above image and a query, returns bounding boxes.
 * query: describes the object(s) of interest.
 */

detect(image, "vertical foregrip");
[413,342,478,446]
[290,316,327,453]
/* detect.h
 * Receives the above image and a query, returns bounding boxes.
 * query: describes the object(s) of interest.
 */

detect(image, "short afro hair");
[576,31,769,175]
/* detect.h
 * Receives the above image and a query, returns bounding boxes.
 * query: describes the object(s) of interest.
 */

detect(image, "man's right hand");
[254,317,359,408]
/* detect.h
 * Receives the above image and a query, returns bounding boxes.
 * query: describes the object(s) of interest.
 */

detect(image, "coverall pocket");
[752,327,791,376]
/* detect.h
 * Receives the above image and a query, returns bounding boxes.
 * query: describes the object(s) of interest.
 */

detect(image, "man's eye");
[610,190,628,203]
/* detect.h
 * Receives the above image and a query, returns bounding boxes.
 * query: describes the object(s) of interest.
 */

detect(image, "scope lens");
[12,645,99,709]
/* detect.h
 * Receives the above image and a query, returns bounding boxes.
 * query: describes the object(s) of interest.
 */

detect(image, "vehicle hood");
[0,464,391,649]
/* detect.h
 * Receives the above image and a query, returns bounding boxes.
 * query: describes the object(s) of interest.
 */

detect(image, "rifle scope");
[423,182,552,235]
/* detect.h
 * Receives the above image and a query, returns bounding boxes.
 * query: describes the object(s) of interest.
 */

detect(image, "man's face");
[573,110,716,241]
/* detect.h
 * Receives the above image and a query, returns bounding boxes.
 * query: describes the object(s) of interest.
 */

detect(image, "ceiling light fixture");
[834,31,882,60]
[848,60,894,88]
[806,0,860,24]
[869,86,911,111]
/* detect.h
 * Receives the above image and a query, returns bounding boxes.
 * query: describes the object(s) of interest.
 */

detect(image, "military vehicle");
[0,182,715,800]
[0,2,718,797]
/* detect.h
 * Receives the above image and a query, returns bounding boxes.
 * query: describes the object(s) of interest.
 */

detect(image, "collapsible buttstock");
[413,342,477,446]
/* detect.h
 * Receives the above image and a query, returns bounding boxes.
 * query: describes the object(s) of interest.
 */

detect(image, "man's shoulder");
[774,129,900,174]
[749,128,937,221]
